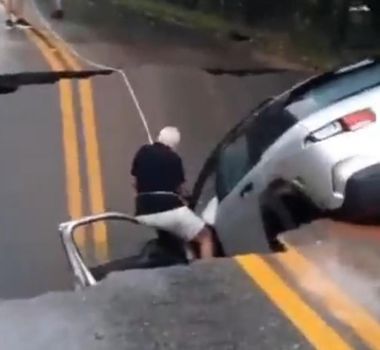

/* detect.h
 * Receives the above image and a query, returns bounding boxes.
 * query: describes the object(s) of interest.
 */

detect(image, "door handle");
[240,182,254,198]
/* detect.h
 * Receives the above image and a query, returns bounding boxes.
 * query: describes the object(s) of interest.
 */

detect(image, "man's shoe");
[51,9,64,20]
[15,18,31,28]
[5,19,14,29]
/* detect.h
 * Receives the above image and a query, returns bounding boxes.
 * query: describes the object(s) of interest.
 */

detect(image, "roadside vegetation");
[115,0,380,69]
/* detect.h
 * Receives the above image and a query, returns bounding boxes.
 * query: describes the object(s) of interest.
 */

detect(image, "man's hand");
[177,183,189,197]
[177,184,194,206]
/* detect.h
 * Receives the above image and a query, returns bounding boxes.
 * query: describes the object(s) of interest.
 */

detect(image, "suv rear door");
[192,100,296,255]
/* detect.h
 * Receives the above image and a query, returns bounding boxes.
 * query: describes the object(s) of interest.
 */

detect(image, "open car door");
[60,194,192,289]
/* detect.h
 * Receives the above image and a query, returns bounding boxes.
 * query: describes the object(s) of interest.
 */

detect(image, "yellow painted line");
[277,245,380,350]
[236,255,352,350]
[78,79,108,261]
[40,31,81,71]
[38,30,109,261]
[25,29,85,247]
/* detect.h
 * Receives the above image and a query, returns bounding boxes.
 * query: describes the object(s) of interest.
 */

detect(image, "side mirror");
[59,193,190,290]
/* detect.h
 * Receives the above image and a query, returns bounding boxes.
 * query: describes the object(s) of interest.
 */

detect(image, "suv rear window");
[286,59,380,119]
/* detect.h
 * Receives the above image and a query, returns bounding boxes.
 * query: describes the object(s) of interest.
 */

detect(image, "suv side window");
[216,100,296,200]
[216,132,250,199]
[246,100,295,166]
[286,60,380,120]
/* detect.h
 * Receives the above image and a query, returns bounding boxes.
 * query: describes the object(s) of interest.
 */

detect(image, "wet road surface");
[0,0,305,298]
[30,0,307,265]
[2,1,380,349]
[0,8,71,297]
[2,226,380,350]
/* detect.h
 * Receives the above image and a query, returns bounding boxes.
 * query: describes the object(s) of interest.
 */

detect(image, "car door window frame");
[215,98,296,200]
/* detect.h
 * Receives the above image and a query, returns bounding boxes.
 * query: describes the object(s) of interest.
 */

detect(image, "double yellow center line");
[26,28,108,261]
[277,245,380,349]
[236,244,380,349]
[236,254,352,349]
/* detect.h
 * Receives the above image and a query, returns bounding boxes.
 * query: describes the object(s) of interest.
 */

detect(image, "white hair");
[157,126,181,149]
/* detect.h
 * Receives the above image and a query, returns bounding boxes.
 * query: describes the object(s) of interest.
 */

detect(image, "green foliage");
[116,0,380,69]
[115,0,240,32]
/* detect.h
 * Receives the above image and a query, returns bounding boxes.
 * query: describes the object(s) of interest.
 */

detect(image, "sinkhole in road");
[0,70,113,94]
[203,67,288,77]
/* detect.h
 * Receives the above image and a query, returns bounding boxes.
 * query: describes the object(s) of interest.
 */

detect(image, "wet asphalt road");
[0,4,315,346]
[0,10,71,298]
[1,2,380,349]
[0,0,305,298]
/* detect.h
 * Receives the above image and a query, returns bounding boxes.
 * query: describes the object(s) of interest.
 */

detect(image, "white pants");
[136,206,206,242]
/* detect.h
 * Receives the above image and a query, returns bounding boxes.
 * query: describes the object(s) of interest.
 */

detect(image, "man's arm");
[131,159,138,192]
[131,146,145,192]
[132,176,137,191]
[177,183,190,198]
[175,156,192,201]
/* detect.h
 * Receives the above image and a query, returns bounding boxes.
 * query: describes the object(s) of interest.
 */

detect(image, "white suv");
[193,58,380,255]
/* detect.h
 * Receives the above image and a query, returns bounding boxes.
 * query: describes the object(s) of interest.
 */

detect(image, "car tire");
[262,196,296,252]
[261,187,321,252]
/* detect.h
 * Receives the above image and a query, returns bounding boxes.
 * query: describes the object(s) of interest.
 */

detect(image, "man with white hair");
[131,126,214,259]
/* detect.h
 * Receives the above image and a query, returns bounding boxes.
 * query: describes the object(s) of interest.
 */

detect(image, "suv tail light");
[340,109,376,131]
[306,108,376,143]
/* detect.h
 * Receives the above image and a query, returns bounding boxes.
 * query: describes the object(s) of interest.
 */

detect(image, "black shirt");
[131,142,185,194]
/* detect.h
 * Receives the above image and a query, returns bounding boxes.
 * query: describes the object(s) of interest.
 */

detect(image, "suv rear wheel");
[261,187,322,251]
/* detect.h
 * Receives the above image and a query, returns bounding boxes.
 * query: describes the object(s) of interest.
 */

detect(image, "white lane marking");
[31,0,154,144]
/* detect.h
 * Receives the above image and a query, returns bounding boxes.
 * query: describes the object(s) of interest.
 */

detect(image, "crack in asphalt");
[0,69,113,94]
[203,67,288,77]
